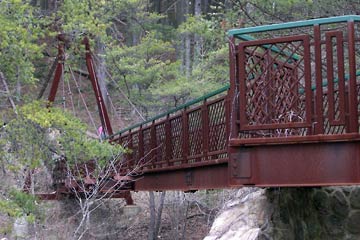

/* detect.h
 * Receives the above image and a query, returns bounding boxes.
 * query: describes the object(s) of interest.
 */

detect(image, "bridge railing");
[110,86,230,173]
[228,15,360,144]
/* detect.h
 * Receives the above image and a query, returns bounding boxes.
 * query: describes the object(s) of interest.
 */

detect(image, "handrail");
[109,84,230,138]
[228,15,360,37]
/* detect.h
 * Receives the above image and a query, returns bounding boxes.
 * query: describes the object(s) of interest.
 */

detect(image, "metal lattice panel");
[129,132,139,168]
[188,109,203,161]
[208,99,227,153]
[155,123,166,167]
[170,116,183,163]
[142,128,152,167]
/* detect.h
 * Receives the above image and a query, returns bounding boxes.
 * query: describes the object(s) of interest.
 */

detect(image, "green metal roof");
[228,15,360,38]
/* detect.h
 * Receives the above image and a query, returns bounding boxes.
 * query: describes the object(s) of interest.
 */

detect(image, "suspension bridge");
[30,16,360,204]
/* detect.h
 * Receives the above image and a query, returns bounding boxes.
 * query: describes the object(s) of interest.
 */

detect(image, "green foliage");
[1,101,124,170]
[177,14,229,94]
[108,31,179,114]
[56,0,165,43]
[58,0,109,39]
[0,189,39,222]
[0,0,46,85]
[191,46,229,91]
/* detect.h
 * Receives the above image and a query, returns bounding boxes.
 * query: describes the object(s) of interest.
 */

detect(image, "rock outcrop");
[204,188,271,240]
[206,187,360,239]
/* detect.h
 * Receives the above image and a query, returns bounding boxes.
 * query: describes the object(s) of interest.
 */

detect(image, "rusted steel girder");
[229,139,360,186]
[134,161,229,191]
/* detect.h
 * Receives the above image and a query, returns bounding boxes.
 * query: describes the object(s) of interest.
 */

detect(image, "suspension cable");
[69,66,98,133]
[86,56,112,135]
[86,55,126,127]
[65,67,76,115]
[105,88,125,128]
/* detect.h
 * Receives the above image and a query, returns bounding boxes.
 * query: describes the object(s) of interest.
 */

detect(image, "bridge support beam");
[229,139,360,187]
[134,163,229,191]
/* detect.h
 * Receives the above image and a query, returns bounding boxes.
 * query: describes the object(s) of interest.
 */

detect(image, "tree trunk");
[194,0,202,63]
[148,191,166,240]
[184,0,192,79]
[155,191,166,236]
[148,191,156,240]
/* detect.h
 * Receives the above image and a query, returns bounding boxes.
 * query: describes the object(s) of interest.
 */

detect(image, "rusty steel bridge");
[33,16,360,203]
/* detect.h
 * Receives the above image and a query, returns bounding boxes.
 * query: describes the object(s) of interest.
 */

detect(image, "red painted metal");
[228,37,239,139]
[165,115,172,166]
[47,40,65,103]
[325,31,346,126]
[237,34,313,135]
[112,95,229,173]
[314,24,324,134]
[135,162,229,191]
[82,37,113,136]
[229,141,360,187]
[226,19,360,188]
[347,21,359,133]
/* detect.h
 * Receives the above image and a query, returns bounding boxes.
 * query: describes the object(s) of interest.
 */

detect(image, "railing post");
[127,130,133,171]
[138,125,144,163]
[303,36,313,134]
[225,91,230,148]
[151,121,157,169]
[228,36,239,139]
[182,108,189,165]
[313,24,324,134]
[202,100,209,161]
[165,115,172,166]
[347,20,359,133]
[117,133,123,173]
